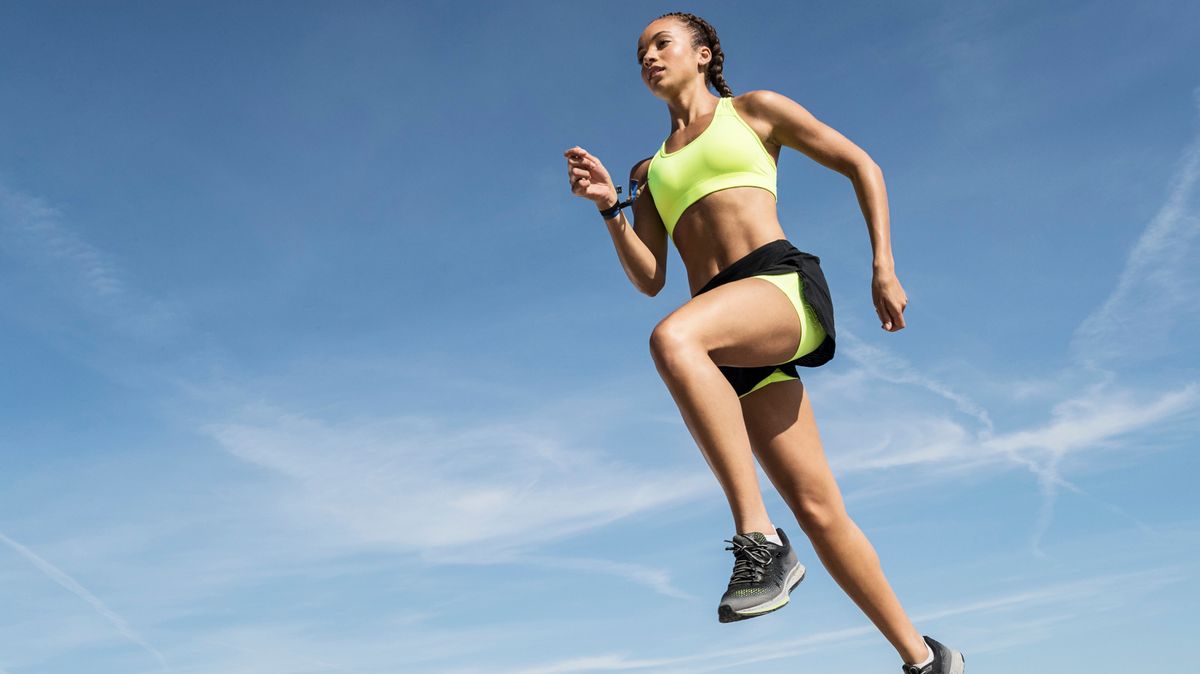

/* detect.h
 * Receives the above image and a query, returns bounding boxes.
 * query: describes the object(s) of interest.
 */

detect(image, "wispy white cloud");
[491,555,697,601]
[169,614,566,674]
[819,353,1195,476]
[205,404,716,557]
[0,186,125,298]
[507,565,1185,674]
[1071,98,1200,368]
[996,385,1198,556]
[514,624,876,674]
[0,530,170,672]
[0,183,183,343]
[1,179,714,609]
[823,347,1196,550]
[823,96,1200,553]
[838,329,995,432]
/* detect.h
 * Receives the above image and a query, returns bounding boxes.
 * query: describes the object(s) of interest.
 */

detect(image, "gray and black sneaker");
[902,636,965,674]
[717,527,805,623]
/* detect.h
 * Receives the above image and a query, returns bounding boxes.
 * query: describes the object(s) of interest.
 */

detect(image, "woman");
[563,12,964,674]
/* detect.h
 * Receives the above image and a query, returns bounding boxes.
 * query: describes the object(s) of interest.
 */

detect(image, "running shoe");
[717,527,805,623]
[901,635,966,674]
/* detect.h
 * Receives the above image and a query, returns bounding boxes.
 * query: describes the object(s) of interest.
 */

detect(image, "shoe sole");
[951,651,965,674]
[718,561,806,623]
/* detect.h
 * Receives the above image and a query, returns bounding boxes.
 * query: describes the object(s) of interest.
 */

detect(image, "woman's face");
[636,19,709,94]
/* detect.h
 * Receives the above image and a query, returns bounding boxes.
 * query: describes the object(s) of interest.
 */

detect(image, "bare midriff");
[675,186,788,296]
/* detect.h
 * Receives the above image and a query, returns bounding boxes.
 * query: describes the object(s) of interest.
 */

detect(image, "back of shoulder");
[628,155,664,230]
[629,155,657,201]
[630,156,653,184]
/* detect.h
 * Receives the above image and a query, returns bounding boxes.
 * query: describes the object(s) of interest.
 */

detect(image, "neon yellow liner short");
[740,272,828,398]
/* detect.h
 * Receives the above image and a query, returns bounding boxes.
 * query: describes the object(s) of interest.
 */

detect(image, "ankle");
[736,520,775,535]
[904,641,933,668]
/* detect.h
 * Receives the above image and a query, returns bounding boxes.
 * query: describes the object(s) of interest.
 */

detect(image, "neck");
[664,86,720,131]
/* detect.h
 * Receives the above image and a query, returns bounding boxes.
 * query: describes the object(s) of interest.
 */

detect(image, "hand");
[563,146,618,209]
[871,269,908,332]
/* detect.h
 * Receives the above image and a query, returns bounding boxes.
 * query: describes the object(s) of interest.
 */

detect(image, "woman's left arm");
[745,89,908,332]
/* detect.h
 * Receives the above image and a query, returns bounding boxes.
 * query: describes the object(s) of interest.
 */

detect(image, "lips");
[648,66,665,78]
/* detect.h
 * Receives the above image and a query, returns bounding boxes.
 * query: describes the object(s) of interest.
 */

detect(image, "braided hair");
[654,12,733,97]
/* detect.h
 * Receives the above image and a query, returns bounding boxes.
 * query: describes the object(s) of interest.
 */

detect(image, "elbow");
[639,278,664,297]
[852,160,882,179]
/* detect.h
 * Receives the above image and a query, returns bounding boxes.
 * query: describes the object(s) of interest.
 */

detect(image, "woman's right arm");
[565,147,667,297]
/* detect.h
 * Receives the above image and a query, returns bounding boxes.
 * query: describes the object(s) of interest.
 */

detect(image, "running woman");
[563,12,964,674]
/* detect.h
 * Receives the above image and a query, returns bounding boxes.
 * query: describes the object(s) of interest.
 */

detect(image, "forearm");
[600,203,658,295]
[849,163,895,274]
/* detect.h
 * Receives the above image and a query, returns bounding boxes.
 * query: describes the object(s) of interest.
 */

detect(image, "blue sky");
[1,1,1198,672]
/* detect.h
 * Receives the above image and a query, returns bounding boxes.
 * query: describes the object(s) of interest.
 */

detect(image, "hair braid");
[656,12,733,97]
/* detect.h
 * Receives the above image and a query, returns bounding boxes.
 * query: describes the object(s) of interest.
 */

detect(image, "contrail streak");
[0,530,169,671]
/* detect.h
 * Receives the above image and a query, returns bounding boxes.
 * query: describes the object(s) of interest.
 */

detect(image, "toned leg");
[740,379,929,664]
[649,276,806,536]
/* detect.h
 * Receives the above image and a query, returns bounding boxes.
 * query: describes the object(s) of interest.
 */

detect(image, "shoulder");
[729,90,794,150]
[736,90,867,174]
[733,89,831,151]
[731,89,797,119]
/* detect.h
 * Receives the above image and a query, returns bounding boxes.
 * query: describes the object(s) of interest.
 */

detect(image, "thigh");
[654,276,803,369]
[752,272,826,362]
[739,379,846,517]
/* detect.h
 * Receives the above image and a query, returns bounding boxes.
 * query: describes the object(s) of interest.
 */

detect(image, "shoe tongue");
[735,531,768,545]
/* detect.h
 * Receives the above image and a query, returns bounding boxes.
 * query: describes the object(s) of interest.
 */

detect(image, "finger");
[568,158,595,174]
[873,297,887,323]
[880,301,895,330]
[886,302,906,331]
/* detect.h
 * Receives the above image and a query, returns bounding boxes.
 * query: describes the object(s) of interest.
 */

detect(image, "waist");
[693,239,822,297]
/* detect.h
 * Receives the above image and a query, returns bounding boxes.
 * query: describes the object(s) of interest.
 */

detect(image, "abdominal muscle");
[675,186,788,296]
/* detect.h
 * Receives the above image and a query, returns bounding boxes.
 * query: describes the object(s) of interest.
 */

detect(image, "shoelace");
[723,538,774,583]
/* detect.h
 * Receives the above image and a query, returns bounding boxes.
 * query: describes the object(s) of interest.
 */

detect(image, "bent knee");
[648,317,702,363]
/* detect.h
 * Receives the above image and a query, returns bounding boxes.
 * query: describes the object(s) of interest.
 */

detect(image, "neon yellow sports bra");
[646,96,777,240]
